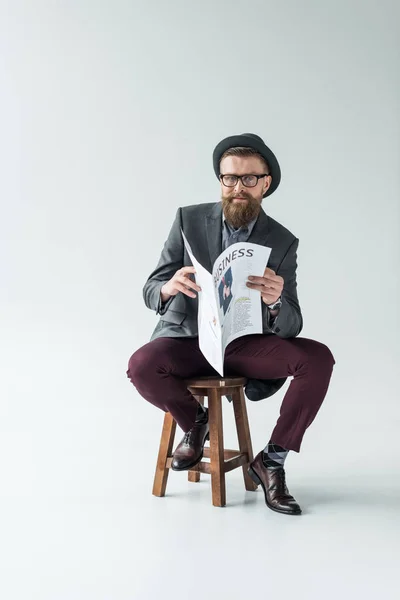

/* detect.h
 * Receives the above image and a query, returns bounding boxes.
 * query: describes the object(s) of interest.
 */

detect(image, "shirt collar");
[222,211,258,236]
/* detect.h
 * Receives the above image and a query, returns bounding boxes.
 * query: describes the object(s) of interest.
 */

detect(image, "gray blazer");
[143,202,303,401]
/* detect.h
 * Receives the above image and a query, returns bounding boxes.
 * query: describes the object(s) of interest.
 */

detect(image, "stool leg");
[188,395,204,484]
[208,388,226,507]
[232,386,258,492]
[152,412,177,497]
[188,471,201,483]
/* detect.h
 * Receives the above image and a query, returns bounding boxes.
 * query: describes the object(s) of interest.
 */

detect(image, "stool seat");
[185,376,247,388]
[152,375,257,507]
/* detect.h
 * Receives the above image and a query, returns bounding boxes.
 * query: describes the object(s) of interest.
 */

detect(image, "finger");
[264,267,276,276]
[246,282,270,293]
[247,279,279,291]
[176,283,197,298]
[262,273,281,284]
[247,284,281,299]
[248,276,272,285]
[180,266,196,274]
[178,276,201,292]
[250,274,281,284]
[263,270,282,282]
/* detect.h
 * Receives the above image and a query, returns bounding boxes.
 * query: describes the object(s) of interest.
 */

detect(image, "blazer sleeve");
[262,237,303,338]
[142,208,184,315]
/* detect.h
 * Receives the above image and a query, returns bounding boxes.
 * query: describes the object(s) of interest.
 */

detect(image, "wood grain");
[152,412,176,497]
[188,395,204,484]
[231,386,258,491]
[208,388,226,507]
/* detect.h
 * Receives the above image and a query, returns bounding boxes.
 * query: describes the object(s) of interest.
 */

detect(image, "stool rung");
[165,452,248,474]
[222,453,248,473]
[165,457,211,474]
[203,447,246,460]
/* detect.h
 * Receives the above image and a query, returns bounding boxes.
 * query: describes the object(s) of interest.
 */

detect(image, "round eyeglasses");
[220,173,270,188]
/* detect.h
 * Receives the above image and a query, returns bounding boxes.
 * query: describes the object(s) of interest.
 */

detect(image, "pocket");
[160,309,187,325]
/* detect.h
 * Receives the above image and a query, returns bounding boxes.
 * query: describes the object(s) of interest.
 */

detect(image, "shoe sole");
[170,432,210,472]
[248,465,302,516]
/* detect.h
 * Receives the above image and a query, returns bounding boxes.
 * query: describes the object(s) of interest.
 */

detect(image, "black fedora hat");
[213,133,281,198]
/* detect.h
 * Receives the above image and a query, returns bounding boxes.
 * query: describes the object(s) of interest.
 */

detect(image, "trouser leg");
[126,337,216,432]
[225,335,335,452]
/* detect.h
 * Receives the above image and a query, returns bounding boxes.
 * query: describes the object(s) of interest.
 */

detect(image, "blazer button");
[274,327,280,333]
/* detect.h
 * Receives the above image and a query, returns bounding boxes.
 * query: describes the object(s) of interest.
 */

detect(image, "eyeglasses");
[220,173,270,188]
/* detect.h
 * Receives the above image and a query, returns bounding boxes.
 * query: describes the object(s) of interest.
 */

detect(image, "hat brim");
[213,135,281,198]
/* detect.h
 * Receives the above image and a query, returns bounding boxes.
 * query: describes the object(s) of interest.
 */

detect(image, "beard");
[221,190,262,229]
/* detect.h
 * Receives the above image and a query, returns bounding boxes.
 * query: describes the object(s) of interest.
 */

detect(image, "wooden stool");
[152,376,258,507]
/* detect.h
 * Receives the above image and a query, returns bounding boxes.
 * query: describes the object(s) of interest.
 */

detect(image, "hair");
[220,146,270,175]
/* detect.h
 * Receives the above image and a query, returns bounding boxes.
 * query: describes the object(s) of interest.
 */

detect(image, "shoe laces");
[182,416,205,445]
[183,429,194,444]
[273,468,291,496]
[275,467,286,483]
[268,466,286,483]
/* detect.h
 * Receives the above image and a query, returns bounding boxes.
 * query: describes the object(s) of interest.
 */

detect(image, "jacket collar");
[205,202,270,269]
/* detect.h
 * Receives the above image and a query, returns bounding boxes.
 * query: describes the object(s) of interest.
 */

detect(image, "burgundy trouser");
[126,335,335,453]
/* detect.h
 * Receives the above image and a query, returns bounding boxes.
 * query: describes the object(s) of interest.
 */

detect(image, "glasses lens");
[242,175,258,187]
[222,175,237,187]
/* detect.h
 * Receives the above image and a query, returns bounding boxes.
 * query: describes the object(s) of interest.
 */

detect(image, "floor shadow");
[294,485,400,511]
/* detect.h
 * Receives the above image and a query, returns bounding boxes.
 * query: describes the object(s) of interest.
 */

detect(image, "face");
[220,155,272,229]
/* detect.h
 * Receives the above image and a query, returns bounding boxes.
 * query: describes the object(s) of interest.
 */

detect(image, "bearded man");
[127,133,335,516]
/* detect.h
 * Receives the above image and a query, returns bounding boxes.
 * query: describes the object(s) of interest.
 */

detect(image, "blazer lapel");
[204,203,271,271]
[248,208,278,269]
[205,202,223,270]
[248,207,270,246]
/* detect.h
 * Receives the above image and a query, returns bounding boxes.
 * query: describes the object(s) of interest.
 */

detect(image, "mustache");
[226,191,253,201]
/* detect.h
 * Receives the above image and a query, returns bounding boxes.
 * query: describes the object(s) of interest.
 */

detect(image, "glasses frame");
[219,173,271,188]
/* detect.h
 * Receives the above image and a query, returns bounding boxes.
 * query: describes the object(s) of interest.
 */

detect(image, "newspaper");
[181,230,272,376]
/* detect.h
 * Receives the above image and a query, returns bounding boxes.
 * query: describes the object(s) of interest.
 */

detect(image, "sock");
[195,402,208,423]
[262,440,289,468]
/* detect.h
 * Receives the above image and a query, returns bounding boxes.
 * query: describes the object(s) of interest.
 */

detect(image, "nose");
[233,178,245,193]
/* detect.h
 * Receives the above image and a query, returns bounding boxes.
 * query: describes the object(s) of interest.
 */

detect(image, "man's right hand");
[160,266,201,303]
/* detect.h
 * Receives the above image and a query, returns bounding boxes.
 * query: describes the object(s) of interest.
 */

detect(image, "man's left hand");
[246,267,284,306]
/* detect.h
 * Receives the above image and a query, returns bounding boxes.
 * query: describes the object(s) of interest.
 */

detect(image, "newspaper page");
[181,230,271,376]
[213,242,271,355]
[181,231,223,375]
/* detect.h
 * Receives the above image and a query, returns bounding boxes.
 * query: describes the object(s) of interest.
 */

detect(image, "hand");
[161,266,201,302]
[246,267,284,306]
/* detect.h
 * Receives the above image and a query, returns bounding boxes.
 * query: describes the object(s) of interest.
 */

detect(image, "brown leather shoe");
[171,415,210,471]
[248,451,302,515]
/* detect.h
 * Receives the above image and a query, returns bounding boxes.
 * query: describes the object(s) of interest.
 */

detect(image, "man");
[127,133,335,516]
[218,267,233,315]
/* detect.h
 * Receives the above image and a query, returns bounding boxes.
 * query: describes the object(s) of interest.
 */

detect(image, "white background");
[0,1,399,599]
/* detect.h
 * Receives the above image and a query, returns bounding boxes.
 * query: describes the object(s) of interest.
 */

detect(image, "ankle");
[195,404,208,423]
[262,441,289,469]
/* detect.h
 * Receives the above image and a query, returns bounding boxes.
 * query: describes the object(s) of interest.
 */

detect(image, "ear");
[263,175,272,194]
